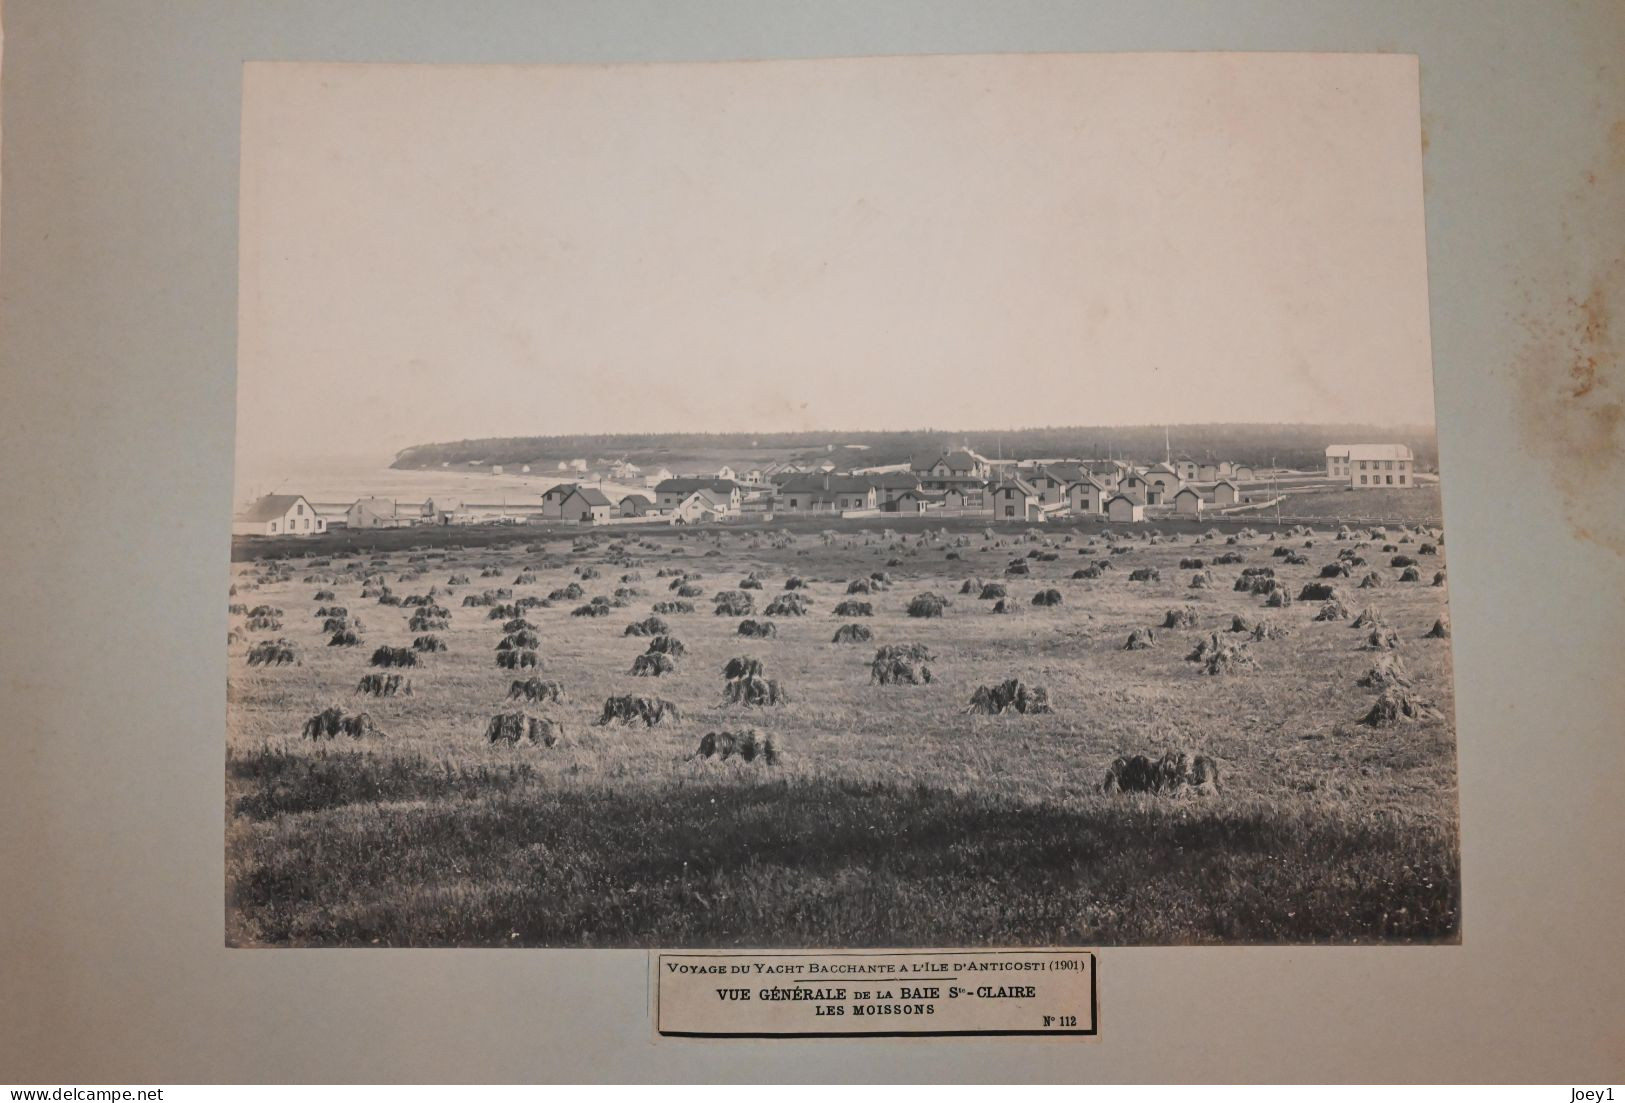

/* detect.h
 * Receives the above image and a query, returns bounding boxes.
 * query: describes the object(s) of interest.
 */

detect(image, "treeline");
[392,423,1439,474]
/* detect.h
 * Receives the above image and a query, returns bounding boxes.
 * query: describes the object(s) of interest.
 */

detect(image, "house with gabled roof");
[1105,493,1145,523]
[654,478,742,512]
[345,496,412,530]
[990,476,1041,522]
[1173,485,1205,515]
[619,493,654,517]
[1066,476,1107,516]
[540,482,579,520]
[1142,462,1182,505]
[559,486,614,524]
[233,494,326,537]
[775,473,878,513]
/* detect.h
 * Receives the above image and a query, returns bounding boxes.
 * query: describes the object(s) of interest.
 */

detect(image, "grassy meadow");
[226,512,1459,947]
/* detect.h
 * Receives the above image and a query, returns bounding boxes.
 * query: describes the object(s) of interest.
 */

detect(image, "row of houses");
[235,443,1409,536]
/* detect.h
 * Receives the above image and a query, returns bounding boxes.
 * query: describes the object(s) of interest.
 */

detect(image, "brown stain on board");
[1512,118,1625,558]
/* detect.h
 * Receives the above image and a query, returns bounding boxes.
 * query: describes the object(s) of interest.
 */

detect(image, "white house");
[1173,486,1204,515]
[1105,494,1145,524]
[990,477,1041,522]
[1066,477,1106,516]
[233,494,325,537]
[674,488,735,523]
[540,483,579,519]
[654,478,743,512]
[1212,479,1241,506]
[345,497,412,530]
[1142,463,1182,505]
[1325,444,1414,488]
[559,486,614,523]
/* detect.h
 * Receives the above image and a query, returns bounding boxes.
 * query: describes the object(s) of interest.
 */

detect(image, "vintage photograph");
[227,53,1458,947]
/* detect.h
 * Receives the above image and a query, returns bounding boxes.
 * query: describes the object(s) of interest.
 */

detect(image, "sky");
[237,53,1436,472]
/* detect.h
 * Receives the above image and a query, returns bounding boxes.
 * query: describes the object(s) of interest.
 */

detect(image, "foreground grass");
[228,750,1457,947]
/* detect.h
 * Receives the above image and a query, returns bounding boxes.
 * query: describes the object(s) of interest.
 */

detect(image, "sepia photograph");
[226,52,1458,948]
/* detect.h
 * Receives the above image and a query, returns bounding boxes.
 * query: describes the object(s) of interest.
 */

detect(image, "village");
[233,442,1420,536]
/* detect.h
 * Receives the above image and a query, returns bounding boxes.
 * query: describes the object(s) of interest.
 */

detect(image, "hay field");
[226,517,1458,947]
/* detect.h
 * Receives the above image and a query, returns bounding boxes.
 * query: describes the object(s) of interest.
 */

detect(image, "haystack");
[765,593,811,616]
[302,707,380,740]
[1391,555,1417,568]
[1319,562,1350,579]
[411,634,446,652]
[550,583,585,602]
[624,615,669,637]
[1073,566,1103,580]
[644,634,685,658]
[1162,606,1198,629]
[1122,628,1156,650]
[355,673,411,697]
[1250,620,1289,641]
[737,619,776,638]
[327,628,361,646]
[1228,614,1256,633]
[1204,641,1256,679]
[696,729,777,765]
[1297,582,1340,602]
[1102,750,1220,795]
[501,617,537,633]
[486,711,567,746]
[1314,598,1352,622]
[496,648,540,670]
[597,695,680,726]
[1031,589,1064,607]
[631,652,676,676]
[313,589,336,602]
[833,600,872,617]
[1358,572,1385,589]
[1356,654,1412,689]
[832,624,873,644]
[1265,588,1293,608]
[1179,557,1205,570]
[408,612,450,632]
[571,603,611,618]
[966,678,1051,715]
[979,582,1009,599]
[1360,626,1401,651]
[1432,571,1448,587]
[1425,616,1451,639]
[1361,688,1442,726]
[1189,572,1213,589]
[245,616,283,632]
[497,629,541,650]
[1350,607,1383,629]
[713,591,754,616]
[907,592,950,618]
[1127,567,1160,582]
[507,678,565,704]
[247,639,297,666]
[722,673,791,706]
[651,600,695,615]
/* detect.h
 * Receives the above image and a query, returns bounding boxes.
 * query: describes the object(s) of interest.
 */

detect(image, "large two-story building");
[1325,444,1415,488]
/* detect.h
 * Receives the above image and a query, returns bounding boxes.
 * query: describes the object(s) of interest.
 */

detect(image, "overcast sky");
[238,53,1434,469]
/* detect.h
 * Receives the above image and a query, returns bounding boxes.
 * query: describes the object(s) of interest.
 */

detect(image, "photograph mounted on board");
[228,53,1458,947]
